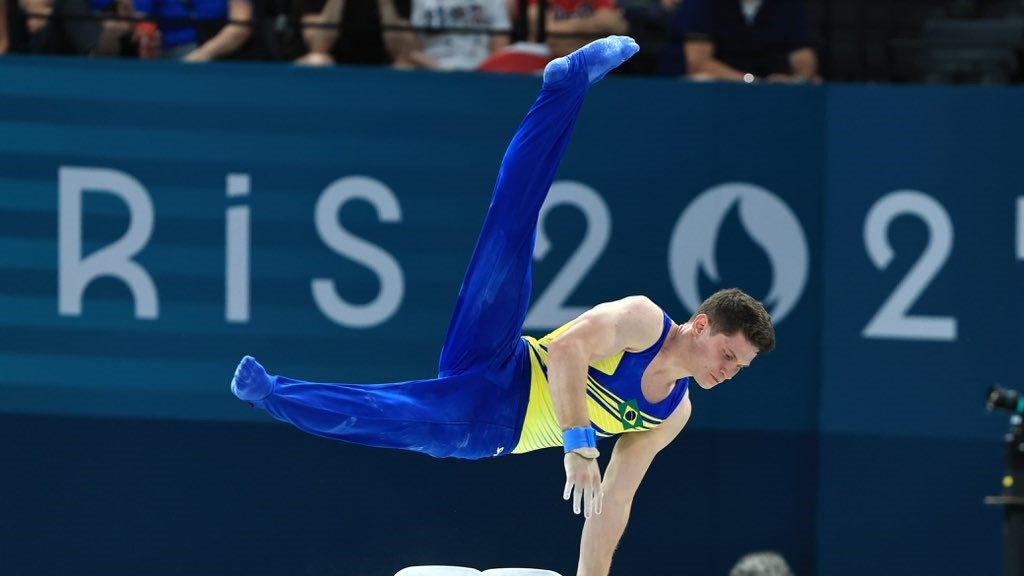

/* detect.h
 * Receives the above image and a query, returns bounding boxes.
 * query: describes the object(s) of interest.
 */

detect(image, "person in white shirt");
[380,0,511,70]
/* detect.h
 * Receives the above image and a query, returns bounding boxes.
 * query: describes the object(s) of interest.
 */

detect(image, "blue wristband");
[562,427,597,453]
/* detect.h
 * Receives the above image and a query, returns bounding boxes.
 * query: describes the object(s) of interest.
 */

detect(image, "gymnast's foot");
[231,355,273,402]
[543,35,640,86]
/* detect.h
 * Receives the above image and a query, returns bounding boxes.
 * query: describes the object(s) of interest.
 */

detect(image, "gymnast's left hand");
[563,452,603,518]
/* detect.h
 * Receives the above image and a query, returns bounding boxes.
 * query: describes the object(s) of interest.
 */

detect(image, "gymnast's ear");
[691,314,710,336]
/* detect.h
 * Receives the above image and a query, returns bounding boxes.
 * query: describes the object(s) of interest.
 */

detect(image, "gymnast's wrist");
[563,426,599,458]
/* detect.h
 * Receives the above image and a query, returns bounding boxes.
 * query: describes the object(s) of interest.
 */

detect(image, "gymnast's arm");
[576,392,691,576]
[547,296,665,517]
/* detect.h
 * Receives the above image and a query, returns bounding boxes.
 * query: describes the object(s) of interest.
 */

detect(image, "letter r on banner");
[58,166,159,319]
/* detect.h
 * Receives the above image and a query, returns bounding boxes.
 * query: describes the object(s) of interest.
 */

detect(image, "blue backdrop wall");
[0,57,1017,576]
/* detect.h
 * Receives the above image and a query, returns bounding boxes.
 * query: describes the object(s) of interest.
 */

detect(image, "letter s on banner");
[312,176,404,329]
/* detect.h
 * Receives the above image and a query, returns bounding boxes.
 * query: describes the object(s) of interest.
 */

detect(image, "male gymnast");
[231,35,776,576]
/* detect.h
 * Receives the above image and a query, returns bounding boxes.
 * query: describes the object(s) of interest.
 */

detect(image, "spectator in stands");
[3,0,31,52]
[375,0,414,66]
[376,0,509,70]
[20,0,131,55]
[730,551,795,576]
[181,0,252,60]
[131,0,253,60]
[477,0,627,73]
[529,0,627,58]
[294,0,343,64]
[614,0,677,74]
[290,0,390,65]
[663,0,818,82]
[1,0,9,53]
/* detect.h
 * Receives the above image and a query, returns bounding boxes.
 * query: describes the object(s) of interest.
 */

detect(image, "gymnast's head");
[686,288,775,390]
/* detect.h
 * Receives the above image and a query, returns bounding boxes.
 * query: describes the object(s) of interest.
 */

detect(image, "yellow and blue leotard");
[513,313,689,454]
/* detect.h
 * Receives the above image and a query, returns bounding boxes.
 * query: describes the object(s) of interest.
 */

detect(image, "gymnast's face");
[689,315,758,390]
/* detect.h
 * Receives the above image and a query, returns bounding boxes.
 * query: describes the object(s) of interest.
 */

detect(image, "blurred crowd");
[0,0,822,80]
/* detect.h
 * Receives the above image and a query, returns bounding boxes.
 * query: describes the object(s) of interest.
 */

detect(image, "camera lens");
[987,386,1024,414]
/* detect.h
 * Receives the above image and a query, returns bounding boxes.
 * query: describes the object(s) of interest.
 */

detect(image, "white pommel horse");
[395,567,562,576]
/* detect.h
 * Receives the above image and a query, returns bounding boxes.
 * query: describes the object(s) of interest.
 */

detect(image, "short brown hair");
[693,288,775,353]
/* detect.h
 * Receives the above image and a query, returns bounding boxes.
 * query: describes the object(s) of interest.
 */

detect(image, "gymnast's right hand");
[563,452,603,518]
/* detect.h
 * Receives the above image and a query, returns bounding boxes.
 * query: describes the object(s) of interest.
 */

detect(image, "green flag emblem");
[618,399,641,429]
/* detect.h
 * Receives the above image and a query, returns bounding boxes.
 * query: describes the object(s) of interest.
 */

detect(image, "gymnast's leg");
[232,355,509,458]
[437,35,640,377]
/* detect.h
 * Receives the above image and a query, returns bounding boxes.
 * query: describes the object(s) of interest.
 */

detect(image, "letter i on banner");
[226,174,251,323]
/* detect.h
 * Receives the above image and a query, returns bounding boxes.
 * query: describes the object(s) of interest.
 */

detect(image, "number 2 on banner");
[862,190,956,341]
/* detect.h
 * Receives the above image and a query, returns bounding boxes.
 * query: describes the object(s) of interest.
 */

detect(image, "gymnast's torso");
[512,312,691,454]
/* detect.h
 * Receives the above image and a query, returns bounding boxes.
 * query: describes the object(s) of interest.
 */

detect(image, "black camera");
[987,386,1024,415]
[985,386,1024,576]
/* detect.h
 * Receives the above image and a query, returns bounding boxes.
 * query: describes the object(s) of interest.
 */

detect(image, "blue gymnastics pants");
[253,58,592,460]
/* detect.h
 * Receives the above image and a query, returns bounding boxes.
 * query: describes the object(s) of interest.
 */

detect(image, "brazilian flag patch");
[618,399,641,429]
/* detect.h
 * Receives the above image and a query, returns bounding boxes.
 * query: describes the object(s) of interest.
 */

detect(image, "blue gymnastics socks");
[543,35,640,86]
[231,355,273,402]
